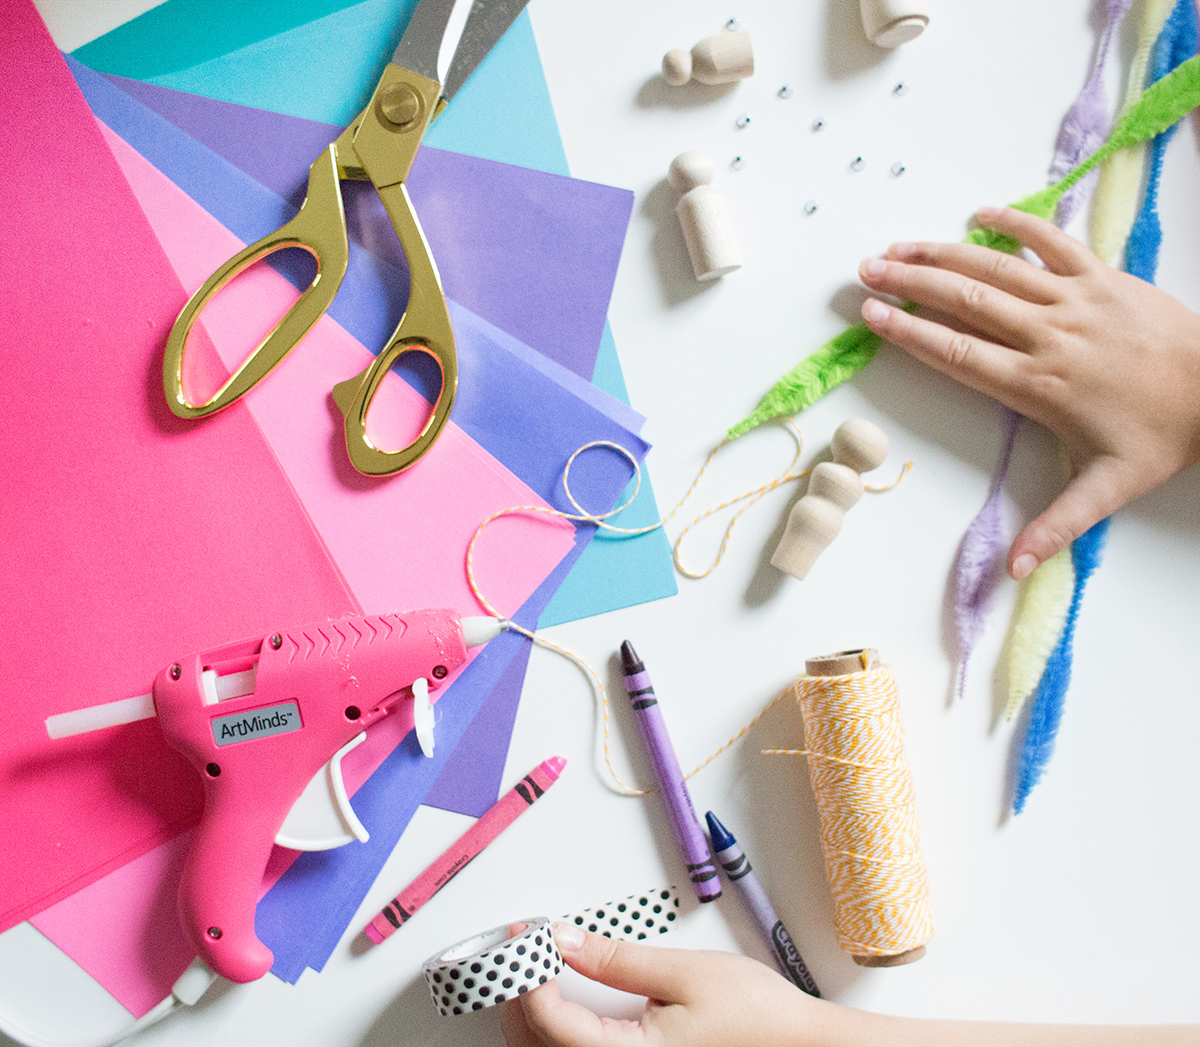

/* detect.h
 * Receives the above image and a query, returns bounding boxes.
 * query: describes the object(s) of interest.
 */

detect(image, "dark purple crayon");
[706,810,820,996]
[621,641,721,902]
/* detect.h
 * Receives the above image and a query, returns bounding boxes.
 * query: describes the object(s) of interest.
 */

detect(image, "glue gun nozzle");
[461,616,508,647]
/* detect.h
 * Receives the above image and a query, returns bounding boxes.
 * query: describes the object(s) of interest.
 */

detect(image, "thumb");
[1009,456,1124,579]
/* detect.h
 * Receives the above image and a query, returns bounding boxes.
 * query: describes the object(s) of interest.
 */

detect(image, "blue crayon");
[620,641,721,902]
[706,811,820,997]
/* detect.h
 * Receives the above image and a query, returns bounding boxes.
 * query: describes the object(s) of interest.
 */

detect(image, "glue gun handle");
[178,786,280,983]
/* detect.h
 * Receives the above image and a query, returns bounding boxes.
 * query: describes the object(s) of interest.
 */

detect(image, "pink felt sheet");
[24,117,575,1017]
[96,119,573,788]
[1,0,361,940]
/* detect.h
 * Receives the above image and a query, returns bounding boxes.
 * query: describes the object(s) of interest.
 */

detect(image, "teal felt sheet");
[73,0,676,623]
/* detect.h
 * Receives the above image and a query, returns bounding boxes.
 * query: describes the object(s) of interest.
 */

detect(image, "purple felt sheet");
[422,619,533,815]
[100,72,631,382]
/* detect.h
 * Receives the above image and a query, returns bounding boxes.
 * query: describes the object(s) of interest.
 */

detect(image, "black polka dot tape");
[567,887,680,943]
[423,918,564,1017]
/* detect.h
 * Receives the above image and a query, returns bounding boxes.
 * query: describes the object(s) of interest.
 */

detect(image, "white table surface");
[7,1,1200,1044]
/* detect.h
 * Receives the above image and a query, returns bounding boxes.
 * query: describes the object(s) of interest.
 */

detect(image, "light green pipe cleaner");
[728,53,1200,440]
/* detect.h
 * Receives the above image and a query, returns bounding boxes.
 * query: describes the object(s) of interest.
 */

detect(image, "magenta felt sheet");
[22,115,577,1019]
[0,0,363,935]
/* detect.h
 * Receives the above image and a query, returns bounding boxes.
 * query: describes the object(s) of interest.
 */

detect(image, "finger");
[518,977,646,1047]
[552,922,694,1003]
[861,297,1028,406]
[973,206,1098,277]
[1008,457,1125,579]
[883,240,1060,305]
[858,256,1040,347]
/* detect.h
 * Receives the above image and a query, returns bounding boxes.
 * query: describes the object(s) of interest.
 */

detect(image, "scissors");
[163,0,528,476]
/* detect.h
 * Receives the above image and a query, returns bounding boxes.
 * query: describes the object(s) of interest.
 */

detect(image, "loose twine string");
[465,423,912,796]
[763,661,934,959]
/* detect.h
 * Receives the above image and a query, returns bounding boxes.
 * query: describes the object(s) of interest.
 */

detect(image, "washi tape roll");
[423,918,564,1016]
[567,887,680,941]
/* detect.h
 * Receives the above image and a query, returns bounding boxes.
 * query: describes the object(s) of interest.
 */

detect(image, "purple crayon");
[620,640,721,902]
[706,810,820,996]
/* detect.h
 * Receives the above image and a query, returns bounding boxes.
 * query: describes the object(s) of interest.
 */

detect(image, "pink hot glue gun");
[45,609,506,983]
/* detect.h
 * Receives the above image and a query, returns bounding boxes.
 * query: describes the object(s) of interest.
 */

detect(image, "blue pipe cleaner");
[1125,0,1199,283]
[1013,518,1110,812]
[1013,0,1198,813]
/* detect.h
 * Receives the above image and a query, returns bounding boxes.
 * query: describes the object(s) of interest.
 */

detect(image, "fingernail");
[552,921,585,952]
[1012,554,1037,580]
[859,258,887,279]
[976,206,1002,220]
[863,299,890,324]
[890,242,916,259]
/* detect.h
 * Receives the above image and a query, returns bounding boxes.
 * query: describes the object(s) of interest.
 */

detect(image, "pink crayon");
[364,756,567,944]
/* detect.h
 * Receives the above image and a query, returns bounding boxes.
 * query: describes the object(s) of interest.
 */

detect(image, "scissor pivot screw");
[270,633,283,650]
[170,664,182,680]
[379,83,422,129]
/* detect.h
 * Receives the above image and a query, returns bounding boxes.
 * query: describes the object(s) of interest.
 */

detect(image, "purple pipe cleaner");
[954,408,1022,697]
[1049,0,1135,225]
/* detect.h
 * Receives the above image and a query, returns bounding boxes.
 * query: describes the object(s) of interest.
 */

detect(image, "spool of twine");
[786,649,933,966]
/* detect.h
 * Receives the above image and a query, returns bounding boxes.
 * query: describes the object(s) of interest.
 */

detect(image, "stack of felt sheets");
[0,0,675,1015]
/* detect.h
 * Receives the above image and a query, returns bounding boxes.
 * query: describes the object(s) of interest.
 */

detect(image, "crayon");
[706,810,820,996]
[620,641,721,902]
[364,756,567,944]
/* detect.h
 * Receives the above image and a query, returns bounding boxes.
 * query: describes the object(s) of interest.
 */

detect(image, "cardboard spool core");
[804,648,927,968]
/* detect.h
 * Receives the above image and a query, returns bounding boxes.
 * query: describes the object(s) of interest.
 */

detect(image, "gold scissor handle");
[162,146,350,419]
[331,179,457,476]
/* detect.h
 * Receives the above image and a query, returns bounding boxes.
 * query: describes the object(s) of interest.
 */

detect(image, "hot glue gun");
[45,609,506,984]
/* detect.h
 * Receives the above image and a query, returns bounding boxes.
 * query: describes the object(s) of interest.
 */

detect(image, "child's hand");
[858,207,1200,579]
[499,922,826,1047]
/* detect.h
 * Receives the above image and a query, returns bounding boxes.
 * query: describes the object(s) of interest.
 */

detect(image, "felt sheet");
[98,120,576,625]
[67,0,678,622]
[97,74,625,384]
[75,0,570,173]
[0,0,360,933]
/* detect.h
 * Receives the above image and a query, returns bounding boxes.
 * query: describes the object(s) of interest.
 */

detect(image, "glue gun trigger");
[274,732,370,850]
[412,677,435,758]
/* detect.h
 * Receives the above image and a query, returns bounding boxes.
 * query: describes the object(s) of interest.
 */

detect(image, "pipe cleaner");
[1125,0,1199,283]
[1088,0,1176,264]
[952,408,1021,698]
[1049,0,1135,226]
[1006,547,1075,720]
[1012,519,1110,812]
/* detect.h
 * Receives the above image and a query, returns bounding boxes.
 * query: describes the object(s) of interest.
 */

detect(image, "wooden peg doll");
[771,419,889,579]
[668,151,742,282]
[662,29,754,86]
[859,0,930,47]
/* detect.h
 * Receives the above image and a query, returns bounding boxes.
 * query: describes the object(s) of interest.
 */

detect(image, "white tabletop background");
[7,0,1200,1044]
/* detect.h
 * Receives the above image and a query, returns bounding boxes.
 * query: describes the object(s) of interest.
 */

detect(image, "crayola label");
[211,701,301,746]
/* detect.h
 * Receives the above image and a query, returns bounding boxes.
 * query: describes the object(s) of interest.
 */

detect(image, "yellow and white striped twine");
[765,663,933,960]
[464,426,912,796]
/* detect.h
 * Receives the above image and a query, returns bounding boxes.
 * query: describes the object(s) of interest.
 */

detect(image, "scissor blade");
[442,0,531,102]
[391,0,467,83]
